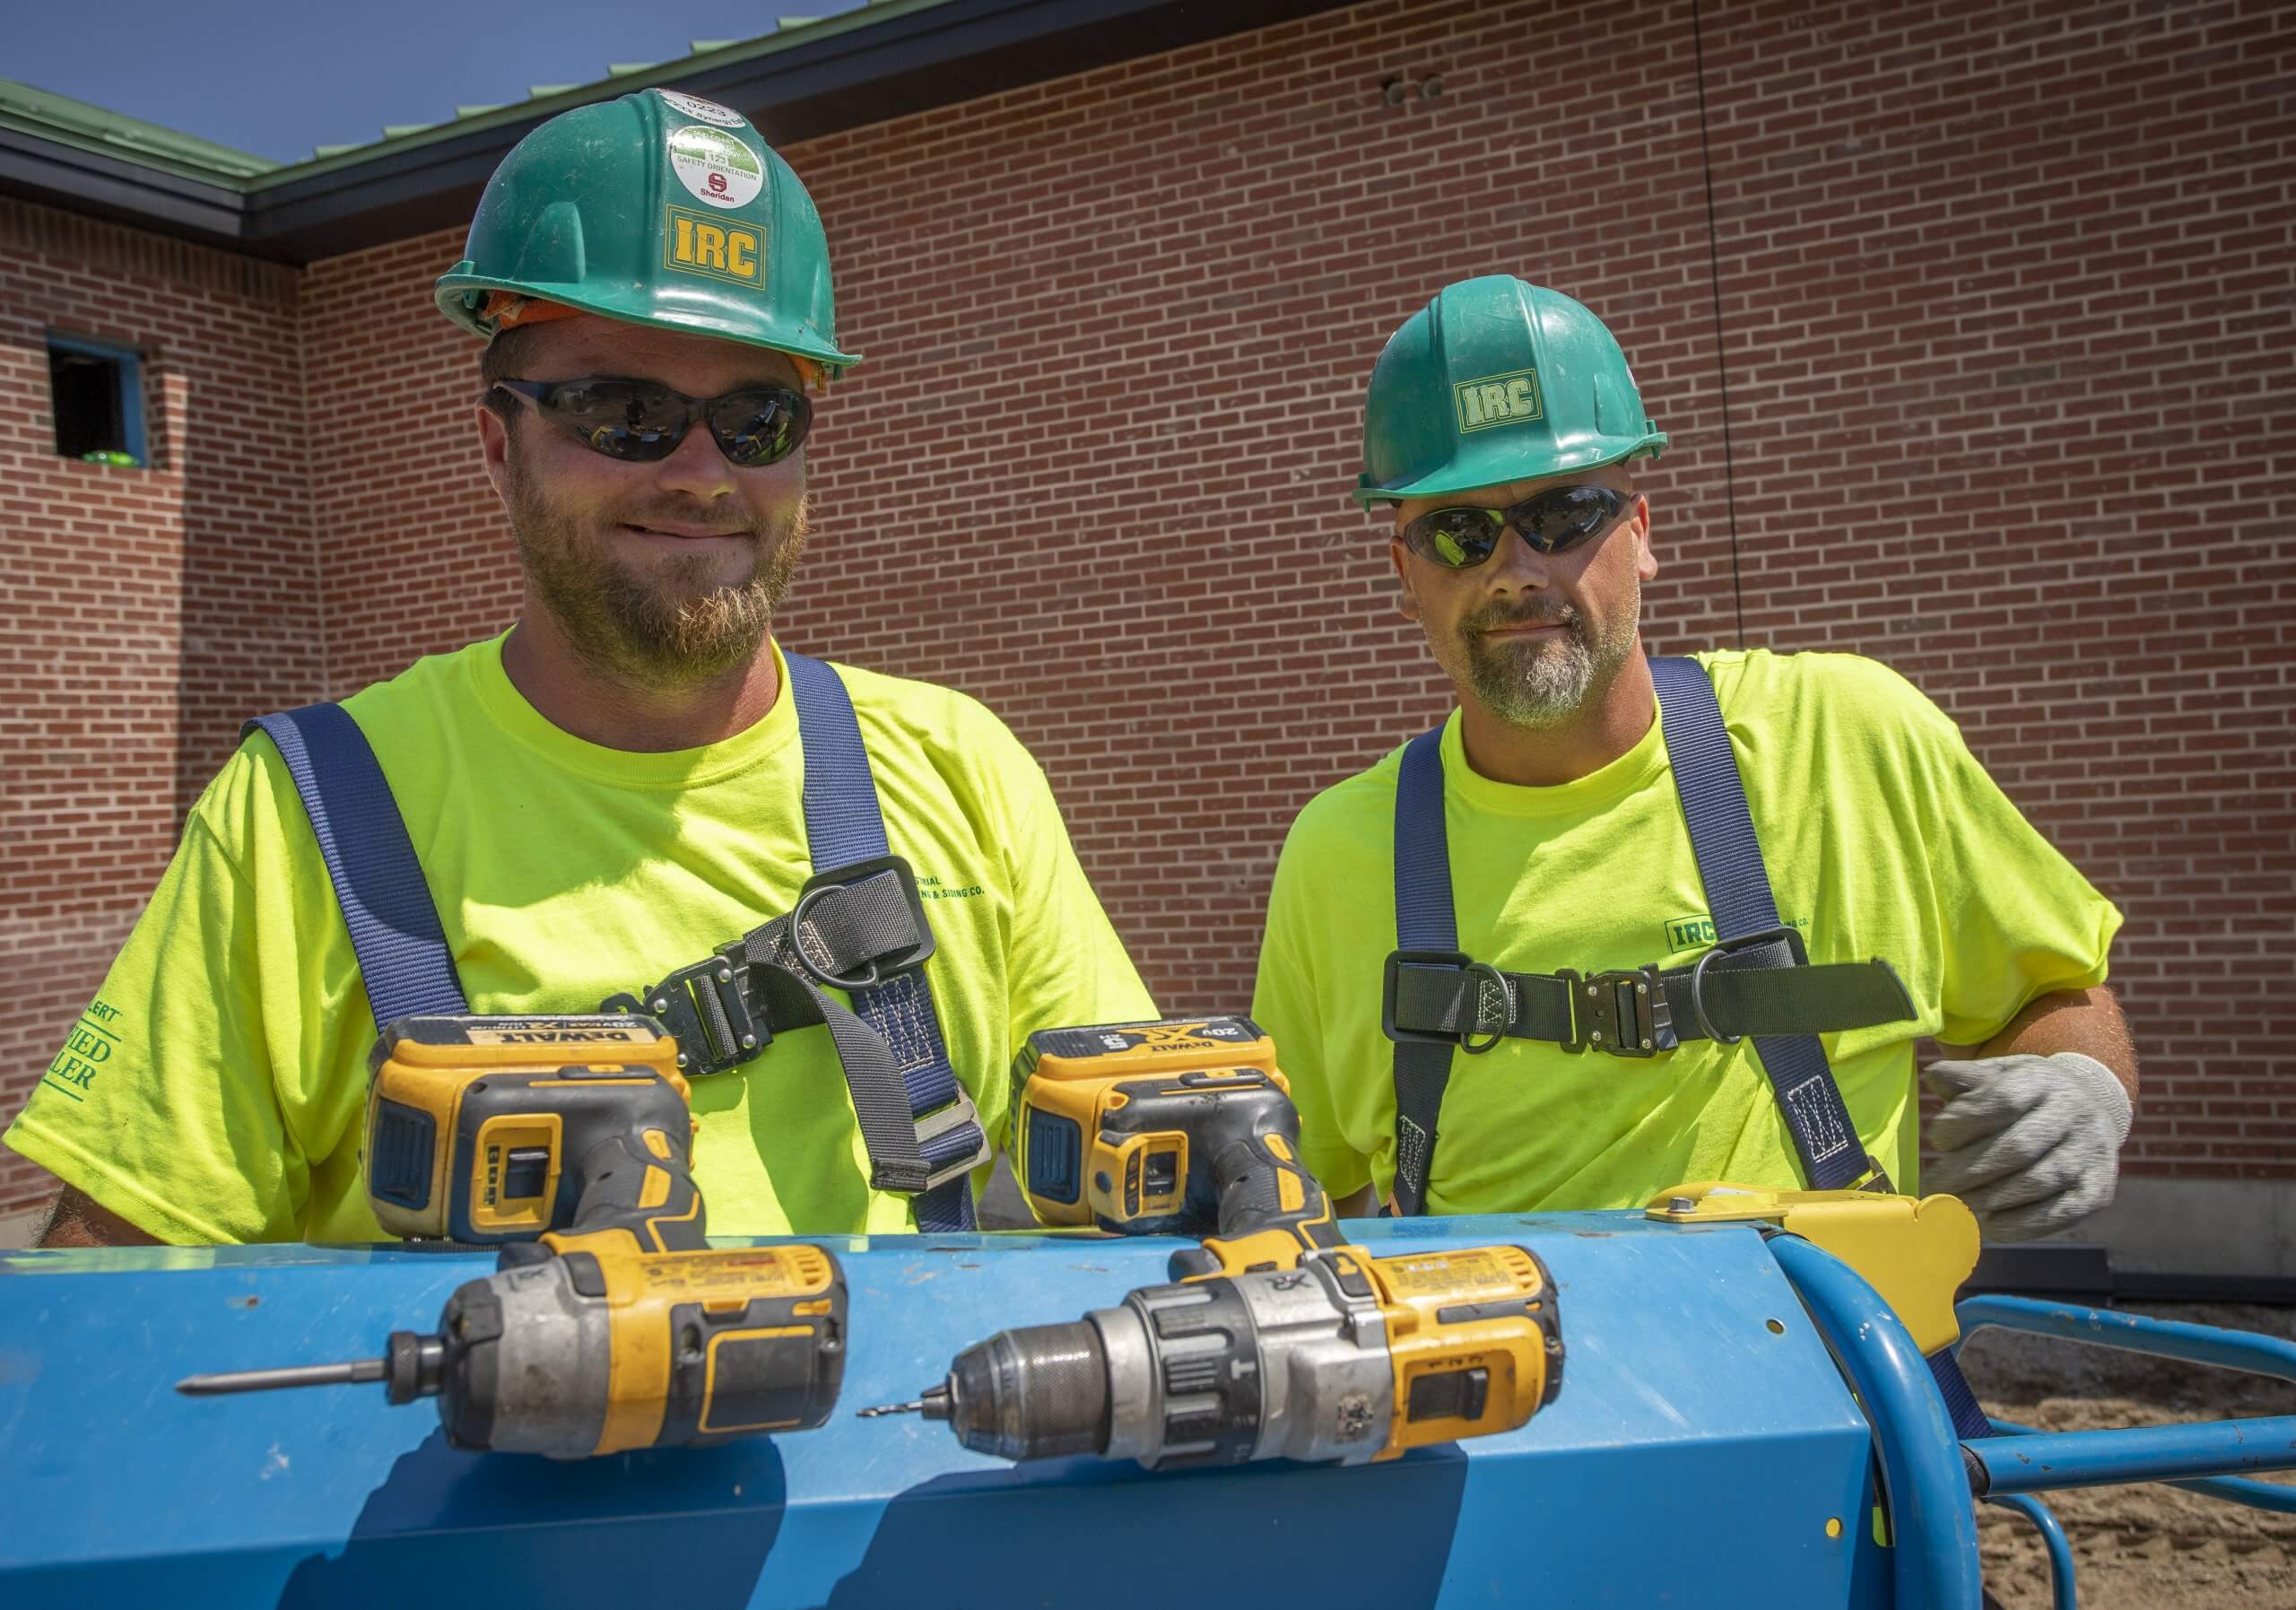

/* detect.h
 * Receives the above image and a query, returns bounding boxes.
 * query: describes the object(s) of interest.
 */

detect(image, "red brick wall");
[0,202,320,1210]
[4,0,2290,1211]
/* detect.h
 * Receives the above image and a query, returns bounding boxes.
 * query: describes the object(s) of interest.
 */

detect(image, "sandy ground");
[1957,1302,2296,1609]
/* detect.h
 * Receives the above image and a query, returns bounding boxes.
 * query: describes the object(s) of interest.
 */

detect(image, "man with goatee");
[1253,276,2136,1244]
[12,88,1151,1244]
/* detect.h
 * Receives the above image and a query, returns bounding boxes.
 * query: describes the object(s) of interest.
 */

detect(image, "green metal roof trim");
[0,2,936,192]
[0,80,279,182]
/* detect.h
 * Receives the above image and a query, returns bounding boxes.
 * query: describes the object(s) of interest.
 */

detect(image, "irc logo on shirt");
[1454,369,1544,433]
[664,206,764,286]
[1664,914,1811,955]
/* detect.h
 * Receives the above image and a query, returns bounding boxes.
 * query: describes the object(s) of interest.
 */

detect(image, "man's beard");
[504,451,806,691]
[1444,582,1639,729]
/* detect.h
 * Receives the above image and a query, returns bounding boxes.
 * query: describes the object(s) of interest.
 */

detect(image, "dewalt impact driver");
[1009,1016,1344,1272]
[178,1014,848,1457]
[178,1240,848,1458]
[865,1242,1563,1469]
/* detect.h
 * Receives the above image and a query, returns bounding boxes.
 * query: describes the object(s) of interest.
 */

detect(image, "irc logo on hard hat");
[434,86,857,378]
[1355,276,1665,506]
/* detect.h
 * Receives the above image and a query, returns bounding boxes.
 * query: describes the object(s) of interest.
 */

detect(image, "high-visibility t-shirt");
[6,634,1155,1242]
[1250,649,2121,1213]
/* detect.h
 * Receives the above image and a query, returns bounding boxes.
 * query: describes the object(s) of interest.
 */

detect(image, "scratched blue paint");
[0,1212,1887,1608]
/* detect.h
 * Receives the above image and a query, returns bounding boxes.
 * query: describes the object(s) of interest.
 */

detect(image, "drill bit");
[857,1383,952,1420]
[178,1357,387,1396]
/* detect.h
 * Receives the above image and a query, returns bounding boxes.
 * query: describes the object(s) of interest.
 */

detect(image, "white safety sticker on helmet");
[658,91,747,127]
[668,125,764,209]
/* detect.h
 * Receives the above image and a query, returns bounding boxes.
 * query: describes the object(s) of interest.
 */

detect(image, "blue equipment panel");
[0,1213,1888,1608]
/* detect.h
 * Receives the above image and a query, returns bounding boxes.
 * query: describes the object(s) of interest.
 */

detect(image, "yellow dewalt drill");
[179,1240,848,1458]
[874,1017,1565,1469]
[1009,1017,1345,1272]
[178,1014,848,1457]
[865,1242,1563,1469]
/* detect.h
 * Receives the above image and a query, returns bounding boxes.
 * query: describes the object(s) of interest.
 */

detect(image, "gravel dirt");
[1957,1302,2296,1609]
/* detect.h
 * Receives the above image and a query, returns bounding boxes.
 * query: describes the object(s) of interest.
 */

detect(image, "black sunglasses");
[1399,485,1636,569]
[494,376,812,467]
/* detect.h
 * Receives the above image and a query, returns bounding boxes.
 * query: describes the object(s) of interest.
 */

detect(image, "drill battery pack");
[365,1014,693,1243]
[1007,1017,1290,1232]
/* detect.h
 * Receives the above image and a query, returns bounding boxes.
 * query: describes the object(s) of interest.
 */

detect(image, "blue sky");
[7,1,868,164]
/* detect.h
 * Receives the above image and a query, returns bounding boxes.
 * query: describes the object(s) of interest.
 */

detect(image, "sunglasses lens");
[709,387,810,467]
[1511,487,1625,553]
[1405,508,1504,568]
[542,381,686,462]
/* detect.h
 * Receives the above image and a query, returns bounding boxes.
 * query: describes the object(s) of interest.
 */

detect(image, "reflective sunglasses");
[1399,485,1635,569]
[494,376,812,467]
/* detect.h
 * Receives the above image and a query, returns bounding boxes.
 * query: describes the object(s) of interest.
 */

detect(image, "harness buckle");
[1558,966,1674,1057]
[1381,950,1514,1051]
[788,854,937,992]
[606,945,767,1077]
[913,1085,994,1195]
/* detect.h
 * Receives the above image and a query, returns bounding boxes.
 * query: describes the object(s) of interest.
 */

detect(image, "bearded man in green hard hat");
[11,87,1153,1247]
[1251,275,2138,1242]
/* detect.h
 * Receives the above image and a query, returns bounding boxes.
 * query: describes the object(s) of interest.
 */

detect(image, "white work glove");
[1920,1052,2133,1242]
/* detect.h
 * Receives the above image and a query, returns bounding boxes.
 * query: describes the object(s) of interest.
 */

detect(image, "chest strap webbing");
[781,651,979,1232]
[244,704,471,1024]
[1384,656,1894,1218]
[244,652,982,1233]
[1645,657,1889,1195]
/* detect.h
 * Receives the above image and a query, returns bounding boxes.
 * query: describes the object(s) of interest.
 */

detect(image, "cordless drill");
[364,1014,707,1253]
[865,1242,1563,1470]
[178,1240,848,1458]
[1010,1017,1344,1271]
[177,1014,848,1457]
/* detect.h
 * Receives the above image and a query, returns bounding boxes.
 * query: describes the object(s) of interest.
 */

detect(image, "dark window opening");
[48,336,145,467]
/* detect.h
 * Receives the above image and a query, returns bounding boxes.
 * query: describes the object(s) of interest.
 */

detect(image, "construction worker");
[9,88,1152,1245]
[1253,276,2135,1240]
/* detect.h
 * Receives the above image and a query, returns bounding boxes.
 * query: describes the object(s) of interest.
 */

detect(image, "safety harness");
[245,650,991,1234]
[1382,657,1917,1218]
[1381,657,1996,1438]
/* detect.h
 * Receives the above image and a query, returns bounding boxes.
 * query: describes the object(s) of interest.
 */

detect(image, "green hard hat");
[1354,276,1664,505]
[436,87,857,375]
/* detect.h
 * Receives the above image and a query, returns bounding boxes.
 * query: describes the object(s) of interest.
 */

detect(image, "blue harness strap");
[1385,657,1886,1212]
[1646,657,1887,1194]
[780,652,979,1232]
[242,706,467,1031]
[1387,724,1457,1217]
[251,654,982,1233]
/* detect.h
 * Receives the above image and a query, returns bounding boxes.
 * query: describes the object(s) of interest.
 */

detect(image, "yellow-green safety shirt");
[1249,649,2121,1214]
[6,634,1155,1241]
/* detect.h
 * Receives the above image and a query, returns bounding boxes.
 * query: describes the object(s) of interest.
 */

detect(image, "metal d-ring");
[787,882,885,992]
[1457,961,1513,1056]
[1686,946,1743,1046]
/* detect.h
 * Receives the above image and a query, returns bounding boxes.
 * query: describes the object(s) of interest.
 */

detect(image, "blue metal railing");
[1777,1249,2296,1610]
[1958,1296,2296,1515]
[1770,1234,1985,1610]
[1986,1495,2076,1610]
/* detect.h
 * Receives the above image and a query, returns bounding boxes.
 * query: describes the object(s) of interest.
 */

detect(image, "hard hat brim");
[1353,431,1667,507]
[436,268,860,375]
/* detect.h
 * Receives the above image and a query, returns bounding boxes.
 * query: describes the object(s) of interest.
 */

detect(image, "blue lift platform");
[4,1210,2290,1608]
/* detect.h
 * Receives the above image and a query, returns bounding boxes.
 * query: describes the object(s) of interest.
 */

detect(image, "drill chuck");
[931,1319,1111,1460]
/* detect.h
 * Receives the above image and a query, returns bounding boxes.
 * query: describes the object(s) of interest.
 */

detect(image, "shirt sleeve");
[1890,674,2124,1047]
[986,729,1158,1057]
[1250,817,1376,1200]
[4,766,306,1243]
